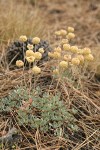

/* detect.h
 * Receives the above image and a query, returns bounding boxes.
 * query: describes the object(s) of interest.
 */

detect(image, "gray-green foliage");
[0,86,78,136]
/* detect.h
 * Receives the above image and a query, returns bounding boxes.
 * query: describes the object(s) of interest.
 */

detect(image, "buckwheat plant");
[1,27,94,139]
[16,36,42,75]
[16,36,44,91]
[49,27,94,86]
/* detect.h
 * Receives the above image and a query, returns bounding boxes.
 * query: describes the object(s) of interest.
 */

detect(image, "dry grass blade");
[0,0,47,46]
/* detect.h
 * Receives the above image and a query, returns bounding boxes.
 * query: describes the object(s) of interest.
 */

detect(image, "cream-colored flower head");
[19,35,27,42]
[53,69,59,75]
[53,52,61,59]
[32,66,41,74]
[16,60,24,67]
[63,44,71,51]
[26,50,35,57]
[55,31,61,36]
[38,48,44,54]
[70,46,78,53]
[68,27,74,32]
[83,48,91,55]
[48,52,54,58]
[54,47,62,53]
[71,58,80,65]
[59,61,68,68]
[34,52,42,60]
[61,39,68,44]
[67,33,75,39]
[77,55,84,64]
[26,56,35,63]
[32,37,40,44]
[27,44,34,50]
[77,49,83,54]
[60,29,67,36]
[63,55,71,61]
[84,54,94,61]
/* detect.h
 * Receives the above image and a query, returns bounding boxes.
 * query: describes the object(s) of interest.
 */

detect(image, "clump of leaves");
[0,86,78,137]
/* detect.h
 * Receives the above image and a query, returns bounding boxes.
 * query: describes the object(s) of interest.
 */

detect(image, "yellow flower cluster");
[34,52,42,60]
[25,50,42,74]
[26,56,35,63]
[84,54,94,61]
[70,46,78,53]
[38,48,44,54]
[16,60,24,67]
[63,44,70,51]
[67,33,75,39]
[63,54,71,61]
[50,27,94,75]
[81,48,94,61]
[54,47,62,53]
[17,31,94,78]
[55,26,75,40]
[19,35,27,42]
[61,39,68,44]
[68,27,74,32]
[32,66,41,74]
[16,35,42,75]
[25,41,42,63]
[27,44,34,50]
[55,29,67,36]
[48,51,61,59]
[26,50,35,57]
[59,61,68,68]
[71,58,80,65]
[32,37,40,44]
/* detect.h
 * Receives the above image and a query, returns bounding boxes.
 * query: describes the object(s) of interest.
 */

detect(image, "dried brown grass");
[0,0,47,46]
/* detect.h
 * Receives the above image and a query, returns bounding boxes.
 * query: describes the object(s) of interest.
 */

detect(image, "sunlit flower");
[77,55,84,64]
[54,47,62,53]
[77,49,84,54]
[19,35,27,42]
[34,52,42,60]
[27,44,34,50]
[71,58,80,65]
[60,29,67,36]
[16,60,24,67]
[55,31,61,36]
[59,61,68,68]
[32,37,40,44]
[26,56,35,63]
[84,54,94,61]
[83,48,91,55]
[63,55,71,61]
[53,52,61,59]
[26,50,35,57]
[68,27,74,32]
[63,44,71,51]
[38,48,44,54]
[67,33,75,39]
[70,46,78,53]
[61,39,68,44]
[48,52,54,58]
[32,66,41,74]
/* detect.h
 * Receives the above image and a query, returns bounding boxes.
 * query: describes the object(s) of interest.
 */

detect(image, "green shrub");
[0,86,78,136]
